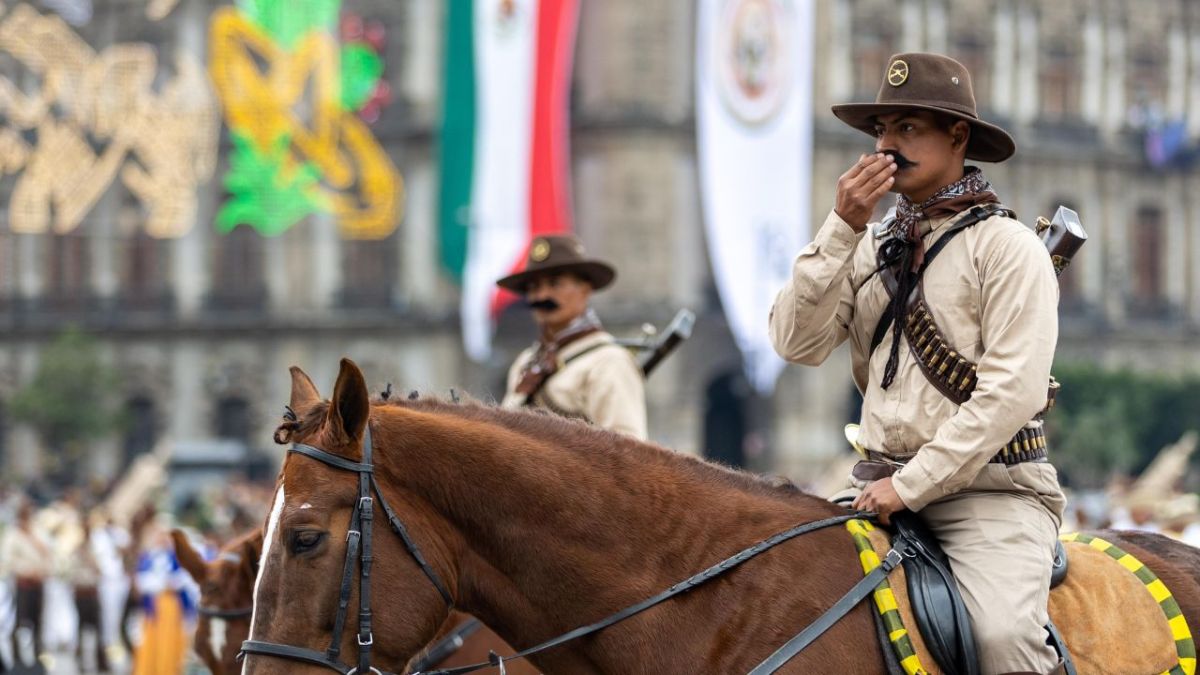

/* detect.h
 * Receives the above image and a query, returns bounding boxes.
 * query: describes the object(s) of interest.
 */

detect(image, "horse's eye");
[290,530,326,555]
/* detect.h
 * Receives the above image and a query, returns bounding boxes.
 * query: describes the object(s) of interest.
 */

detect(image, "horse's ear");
[289,366,321,411]
[328,358,370,444]
[171,528,207,584]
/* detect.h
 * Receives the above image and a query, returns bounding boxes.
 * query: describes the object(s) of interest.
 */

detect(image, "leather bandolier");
[871,204,1057,467]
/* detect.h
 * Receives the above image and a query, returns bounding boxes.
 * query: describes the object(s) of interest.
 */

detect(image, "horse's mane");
[276,391,827,509]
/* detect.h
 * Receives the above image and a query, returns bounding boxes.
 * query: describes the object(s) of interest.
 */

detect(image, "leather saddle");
[888,512,1070,675]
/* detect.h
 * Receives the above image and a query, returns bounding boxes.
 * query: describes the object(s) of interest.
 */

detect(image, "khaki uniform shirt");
[0,525,50,579]
[769,208,1064,514]
[502,331,648,440]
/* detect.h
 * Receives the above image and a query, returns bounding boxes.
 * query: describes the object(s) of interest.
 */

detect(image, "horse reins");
[240,426,453,675]
[240,425,911,675]
[199,605,254,619]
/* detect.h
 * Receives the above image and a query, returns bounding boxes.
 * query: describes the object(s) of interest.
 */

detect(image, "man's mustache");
[527,299,560,311]
[881,150,917,169]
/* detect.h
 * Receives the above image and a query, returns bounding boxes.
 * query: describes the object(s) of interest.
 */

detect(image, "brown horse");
[172,526,533,674]
[242,359,1200,674]
[173,528,262,675]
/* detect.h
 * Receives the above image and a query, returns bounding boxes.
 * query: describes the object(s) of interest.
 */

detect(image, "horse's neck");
[378,408,822,665]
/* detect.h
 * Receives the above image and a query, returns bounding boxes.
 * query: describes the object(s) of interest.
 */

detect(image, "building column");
[1013,3,1039,124]
[991,3,1016,118]
[16,233,42,304]
[1100,169,1127,327]
[1189,33,1200,138]
[1076,167,1105,318]
[90,198,118,305]
[400,160,437,308]
[1081,11,1104,126]
[823,0,854,108]
[402,0,439,118]
[1167,175,1188,314]
[1102,19,1126,135]
[169,341,205,442]
[924,0,947,55]
[172,217,206,316]
[900,0,923,53]
[311,213,341,310]
[1168,26,1188,121]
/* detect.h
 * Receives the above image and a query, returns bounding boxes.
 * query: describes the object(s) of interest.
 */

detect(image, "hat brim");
[830,102,1015,163]
[496,260,616,293]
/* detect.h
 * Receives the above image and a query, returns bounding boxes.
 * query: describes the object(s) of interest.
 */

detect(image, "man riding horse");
[770,53,1066,675]
[499,235,648,439]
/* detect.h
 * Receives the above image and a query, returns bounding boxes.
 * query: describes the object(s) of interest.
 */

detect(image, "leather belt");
[866,425,1049,468]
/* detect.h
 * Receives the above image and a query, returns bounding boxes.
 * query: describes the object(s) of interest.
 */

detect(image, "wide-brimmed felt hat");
[831,52,1015,163]
[496,235,616,292]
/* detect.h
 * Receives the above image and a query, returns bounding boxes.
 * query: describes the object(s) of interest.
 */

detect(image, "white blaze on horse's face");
[244,485,285,673]
[209,617,227,666]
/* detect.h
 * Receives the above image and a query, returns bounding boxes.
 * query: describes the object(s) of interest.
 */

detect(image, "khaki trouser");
[837,463,1065,675]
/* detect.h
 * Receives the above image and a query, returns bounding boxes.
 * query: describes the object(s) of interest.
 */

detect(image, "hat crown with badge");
[496,235,616,292]
[831,52,1015,163]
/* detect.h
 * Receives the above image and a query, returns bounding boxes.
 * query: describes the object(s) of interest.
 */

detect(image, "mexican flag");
[437,0,580,361]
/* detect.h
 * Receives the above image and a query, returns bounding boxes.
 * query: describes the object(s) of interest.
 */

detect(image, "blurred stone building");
[1,0,1198,489]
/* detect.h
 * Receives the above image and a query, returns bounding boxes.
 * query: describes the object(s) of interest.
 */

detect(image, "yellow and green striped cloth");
[846,519,931,675]
[846,521,1197,675]
[1059,532,1196,675]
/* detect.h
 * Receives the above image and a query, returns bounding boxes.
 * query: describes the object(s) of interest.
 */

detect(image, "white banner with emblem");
[696,0,815,393]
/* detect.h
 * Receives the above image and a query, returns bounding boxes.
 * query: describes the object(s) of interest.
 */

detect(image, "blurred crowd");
[0,479,275,674]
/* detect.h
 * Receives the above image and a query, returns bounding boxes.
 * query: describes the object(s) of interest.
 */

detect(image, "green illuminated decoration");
[216,133,327,237]
[236,0,339,50]
[210,0,400,239]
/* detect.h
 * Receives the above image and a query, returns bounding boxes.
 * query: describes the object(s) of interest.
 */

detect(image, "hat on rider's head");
[496,235,616,292]
[831,52,1015,163]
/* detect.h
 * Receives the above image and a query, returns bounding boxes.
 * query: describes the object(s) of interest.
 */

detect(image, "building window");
[1130,205,1165,315]
[121,229,171,309]
[341,235,396,308]
[209,225,265,310]
[1127,46,1167,129]
[216,396,252,445]
[950,33,992,113]
[851,12,898,99]
[123,396,158,469]
[46,231,90,309]
[1040,47,1082,120]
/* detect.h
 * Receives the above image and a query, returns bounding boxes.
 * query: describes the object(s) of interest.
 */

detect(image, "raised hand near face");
[834,153,897,233]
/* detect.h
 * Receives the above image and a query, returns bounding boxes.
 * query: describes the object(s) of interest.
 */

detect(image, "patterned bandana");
[514,308,604,400]
[878,167,1001,390]
[891,166,999,272]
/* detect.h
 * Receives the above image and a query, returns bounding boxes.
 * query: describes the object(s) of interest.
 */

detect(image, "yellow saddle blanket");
[845,519,1196,675]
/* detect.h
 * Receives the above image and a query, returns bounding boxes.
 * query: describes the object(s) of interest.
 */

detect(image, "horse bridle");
[240,426,454,675]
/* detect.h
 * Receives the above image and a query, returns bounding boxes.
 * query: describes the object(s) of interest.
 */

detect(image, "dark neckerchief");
[515,309,604,400]
[878,167,1000,390]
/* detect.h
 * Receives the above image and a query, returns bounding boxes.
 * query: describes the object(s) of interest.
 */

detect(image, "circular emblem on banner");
[887,59,909,86]
[715,0,793,126]
[530,238,551,262]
